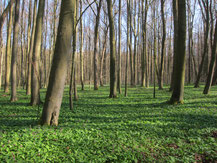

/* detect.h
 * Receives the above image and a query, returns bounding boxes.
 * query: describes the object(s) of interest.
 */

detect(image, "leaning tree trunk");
[203,21,217,94]
[107,0,117,98]
[170,0,186,104]
[4,3,13,93]
[30,0,45,106]
[0,0,15,48]
[194,0,210,88]
[41,0,75,126]
[10,0,20,102]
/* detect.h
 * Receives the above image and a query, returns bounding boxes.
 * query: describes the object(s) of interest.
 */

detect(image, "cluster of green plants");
[0,85,217,162]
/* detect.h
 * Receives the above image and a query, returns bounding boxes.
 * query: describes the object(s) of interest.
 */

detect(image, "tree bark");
[107,0,117,98]
[158,0,166,90]
[141,0,148,87]
[93,0,102,90]
[41,0,75,126]
[203,21,217,94]
[79,0,84,91]
[117,0,122,93]
[194,0,210,88]
[170,0,186,104]
[4,3,13,93]
[10,0,20,102]
[27,0,37,95]
[30,0,45,106]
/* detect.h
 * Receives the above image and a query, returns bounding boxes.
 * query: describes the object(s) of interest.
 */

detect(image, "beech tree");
[41,0,75,126]
[31,0,45,105]
[10,0,20,102]
[170,0,186,104]
[107,0,117,98]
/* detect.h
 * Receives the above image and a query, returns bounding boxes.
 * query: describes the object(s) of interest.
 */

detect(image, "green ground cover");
[0,85,217,162]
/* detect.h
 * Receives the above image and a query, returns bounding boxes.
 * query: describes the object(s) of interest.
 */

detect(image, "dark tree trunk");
[107,0,117,98]
[170,0,186,104]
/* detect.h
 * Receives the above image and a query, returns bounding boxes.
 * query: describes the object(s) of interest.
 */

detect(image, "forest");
[0,0,217,162]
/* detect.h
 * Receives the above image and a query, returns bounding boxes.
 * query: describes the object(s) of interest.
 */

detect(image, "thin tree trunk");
[79,0,84,91]
[141,0,148,87]
[125,0,130,97]
[158,0,166,90]
[117,0,122,93]
[27,0,37,95]
[69,0,78,111]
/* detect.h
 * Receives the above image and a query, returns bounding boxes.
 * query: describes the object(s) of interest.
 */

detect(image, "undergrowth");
[0,85,217,162]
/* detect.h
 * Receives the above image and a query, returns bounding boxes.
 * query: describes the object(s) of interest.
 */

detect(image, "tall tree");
[93,0,102,90]
[10,0,20,102]
[158,0,166,90]
[41,0,75,126]
[117,0,122,94]
[30,0,45,105]
[107,0,117,98]
[194,0,210,88]
[170,0,186,104]
[0,0,15,47]
[79,0,84,91]
[170,0,178,92]
[141,0,148,87]
[203,20,217,94]
[4,2,13,93]
[26,0,37,95]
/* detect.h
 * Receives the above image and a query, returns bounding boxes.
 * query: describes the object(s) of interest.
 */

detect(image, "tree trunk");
[4,3,13,93]
[117,0,122,93]
[79,0,84,91]
[169,0,178,92]
[158,0,166,90]
[30,0,45,106]
[0,0,15,48]
[194,0,210,88]
[107,0,117,98]
[141,0,148,87]
[27,0,37,95]
[93,0,102,90]
[170,0,186,104]
[203,21,217,94]
[41,0,75,126]
[69,0,78,111]
[125,0,130,97]
[10,0,20,102]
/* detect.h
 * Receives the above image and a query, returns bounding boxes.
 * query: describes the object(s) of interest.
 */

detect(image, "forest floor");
[0,85,217,162]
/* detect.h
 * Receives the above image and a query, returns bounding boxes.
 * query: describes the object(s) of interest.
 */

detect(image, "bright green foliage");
[0,85,217,162]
